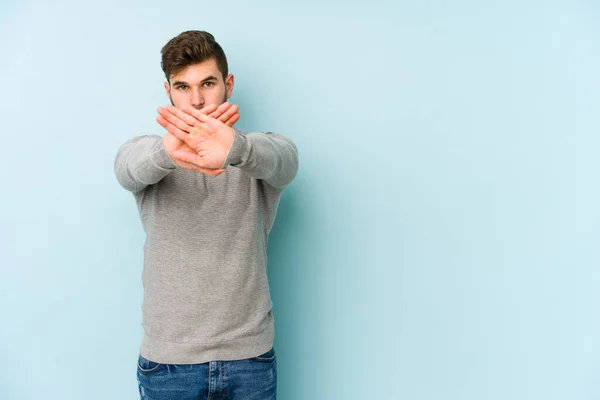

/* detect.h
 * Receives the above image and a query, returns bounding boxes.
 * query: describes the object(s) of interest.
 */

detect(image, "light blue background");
[1,0,598,399]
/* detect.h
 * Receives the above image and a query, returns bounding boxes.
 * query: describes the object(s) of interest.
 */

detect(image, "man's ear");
[225,74,235,99]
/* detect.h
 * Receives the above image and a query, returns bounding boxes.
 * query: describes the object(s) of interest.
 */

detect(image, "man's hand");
[157,105,237,172]
[157,102,239,176]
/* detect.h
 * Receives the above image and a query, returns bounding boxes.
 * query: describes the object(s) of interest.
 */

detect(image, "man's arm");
[157,106,299,189]
[114,135,177,193]
[115,103,241,192]
[222,128,299,189]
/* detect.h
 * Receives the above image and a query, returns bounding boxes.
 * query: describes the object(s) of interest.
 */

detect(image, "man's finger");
[203,102,231,119]
[225,113,240,127]
[199,104,219,115]
[218,104,239,124]
[200,102,239,127]
[156,116,190,142]
[158,106,194,133]
[182,108,212,124]
[163,104,200,128]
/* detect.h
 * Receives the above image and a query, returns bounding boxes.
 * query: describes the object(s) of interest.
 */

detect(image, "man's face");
[164,58,234,110]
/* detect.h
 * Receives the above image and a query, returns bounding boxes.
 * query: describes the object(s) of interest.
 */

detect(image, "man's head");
[161,30,234,110]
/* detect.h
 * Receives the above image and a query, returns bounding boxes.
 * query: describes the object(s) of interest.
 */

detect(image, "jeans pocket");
[137,354,165,375]
[251,347,276,362]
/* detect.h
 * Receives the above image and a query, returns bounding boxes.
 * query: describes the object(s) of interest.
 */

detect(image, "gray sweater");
[114,126,299,364]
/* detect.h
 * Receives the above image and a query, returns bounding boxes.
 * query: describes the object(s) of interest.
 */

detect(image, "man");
[114,30,298,400]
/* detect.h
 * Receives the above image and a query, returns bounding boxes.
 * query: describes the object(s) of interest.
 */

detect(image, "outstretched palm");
[157,103,239,176]
[157,105,236,171]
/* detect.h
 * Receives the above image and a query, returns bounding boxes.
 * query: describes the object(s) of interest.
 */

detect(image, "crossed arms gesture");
[157,102,240,177]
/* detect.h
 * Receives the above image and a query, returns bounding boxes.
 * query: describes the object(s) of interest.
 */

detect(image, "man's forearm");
[114,135,177,193]
[222,128,299,188]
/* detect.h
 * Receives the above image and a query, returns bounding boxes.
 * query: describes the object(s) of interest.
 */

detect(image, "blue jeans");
[136,347,277,400]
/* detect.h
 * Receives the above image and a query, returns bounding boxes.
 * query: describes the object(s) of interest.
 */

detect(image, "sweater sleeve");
[114,135,178,193]
[221,128,299,188]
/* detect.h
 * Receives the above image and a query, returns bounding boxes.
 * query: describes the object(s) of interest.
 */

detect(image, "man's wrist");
[221,128,249,168]
[153,137,178,169]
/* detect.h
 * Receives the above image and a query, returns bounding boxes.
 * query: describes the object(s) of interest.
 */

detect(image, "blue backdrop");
[1,0,598,399]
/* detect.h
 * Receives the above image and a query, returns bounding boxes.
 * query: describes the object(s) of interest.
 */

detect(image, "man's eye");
[177,85,188,90]
[203,82,214,87]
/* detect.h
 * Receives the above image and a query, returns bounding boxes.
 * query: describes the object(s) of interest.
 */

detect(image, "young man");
[114,30,298,400]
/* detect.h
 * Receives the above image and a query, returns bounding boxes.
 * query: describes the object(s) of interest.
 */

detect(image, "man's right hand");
[160,102,240,176]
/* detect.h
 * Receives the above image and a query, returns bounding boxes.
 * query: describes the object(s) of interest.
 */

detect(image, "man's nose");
[191,89,204,109]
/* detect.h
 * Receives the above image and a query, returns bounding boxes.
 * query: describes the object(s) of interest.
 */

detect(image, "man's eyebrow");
[171,76,218,86]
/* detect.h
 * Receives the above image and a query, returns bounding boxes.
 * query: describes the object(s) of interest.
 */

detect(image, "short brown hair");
[161,30,229,83]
